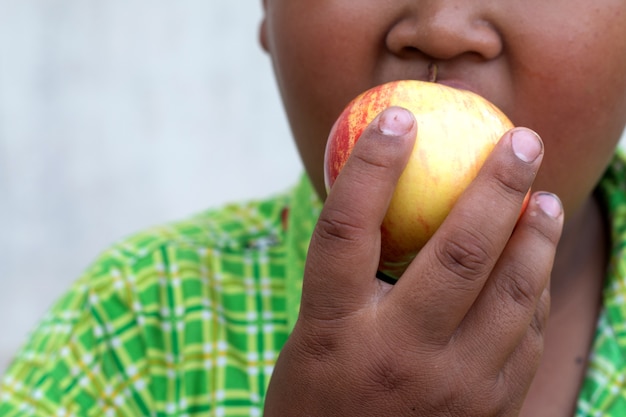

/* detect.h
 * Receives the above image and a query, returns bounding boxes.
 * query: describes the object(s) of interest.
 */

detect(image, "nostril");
[385,9,503,62]
[396,45,422,59]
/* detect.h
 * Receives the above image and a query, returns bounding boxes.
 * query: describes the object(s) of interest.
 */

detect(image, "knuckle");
[523,212,563,247]
[501,322,546,398]
[433,228,493,282]
[352,145,393,172]
[433,370,504,416]
[364,353,412,395]
[529,288,551,338]
[343,144,398,190]
[488,372,521,414]
[527,315,547,349]
[315,208,366,245]
[495,265,541,310]
[491,164,532,202]
[526,322,547,364]
[346,134,410,187]
[291,322,341,364]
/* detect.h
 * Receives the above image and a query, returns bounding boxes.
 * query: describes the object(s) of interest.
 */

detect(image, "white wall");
[0,1,302,373]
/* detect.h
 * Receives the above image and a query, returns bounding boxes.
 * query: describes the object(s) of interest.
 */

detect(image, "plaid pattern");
[577,153,626,416]
[2,153,626,416]
[0,175,321,417]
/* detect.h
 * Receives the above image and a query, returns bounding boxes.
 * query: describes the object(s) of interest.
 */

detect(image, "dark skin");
[260,1,626,415]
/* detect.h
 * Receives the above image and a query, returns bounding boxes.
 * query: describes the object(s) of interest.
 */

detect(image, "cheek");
[515,50,626,215]
[265,4,388,196]
[505,11,626,215]
[270,33,355,196]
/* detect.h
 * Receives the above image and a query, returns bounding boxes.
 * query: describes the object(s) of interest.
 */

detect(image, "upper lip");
[427,62,489,98]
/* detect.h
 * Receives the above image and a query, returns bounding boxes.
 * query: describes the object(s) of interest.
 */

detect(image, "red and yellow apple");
[324,80,518,280]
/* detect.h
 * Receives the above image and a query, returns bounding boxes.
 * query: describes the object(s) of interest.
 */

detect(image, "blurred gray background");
[0,1,302,373]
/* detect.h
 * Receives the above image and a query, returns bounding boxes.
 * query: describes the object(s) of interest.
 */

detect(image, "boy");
[2,1,626,416]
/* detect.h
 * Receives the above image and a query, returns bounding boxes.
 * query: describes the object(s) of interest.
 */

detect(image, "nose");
[385,3,503,62]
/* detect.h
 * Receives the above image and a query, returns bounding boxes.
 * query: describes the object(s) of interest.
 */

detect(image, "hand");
[264,107,564,416]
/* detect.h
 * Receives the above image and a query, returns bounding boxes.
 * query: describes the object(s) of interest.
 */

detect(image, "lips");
[377,66,500,115]
[435,79,480,97]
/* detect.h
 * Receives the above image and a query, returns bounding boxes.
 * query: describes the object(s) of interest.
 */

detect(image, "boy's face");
[260,1,626,219]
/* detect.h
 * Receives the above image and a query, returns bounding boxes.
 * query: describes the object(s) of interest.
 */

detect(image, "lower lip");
[437,80,478,96]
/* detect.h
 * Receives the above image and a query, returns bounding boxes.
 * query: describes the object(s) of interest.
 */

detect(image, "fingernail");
[378,107,414,136]
[535,192,563,219]
[511,129,542,163]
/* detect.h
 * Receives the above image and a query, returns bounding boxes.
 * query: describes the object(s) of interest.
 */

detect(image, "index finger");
[301,107,416,321]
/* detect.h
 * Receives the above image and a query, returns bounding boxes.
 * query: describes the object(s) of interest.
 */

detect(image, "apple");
[324,80,519,281]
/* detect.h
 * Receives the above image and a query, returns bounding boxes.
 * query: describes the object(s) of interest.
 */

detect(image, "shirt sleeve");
[0,196,295,417]
[0,249,157,416]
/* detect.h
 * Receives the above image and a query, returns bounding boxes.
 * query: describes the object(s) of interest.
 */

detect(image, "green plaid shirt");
[3,155,626,416]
